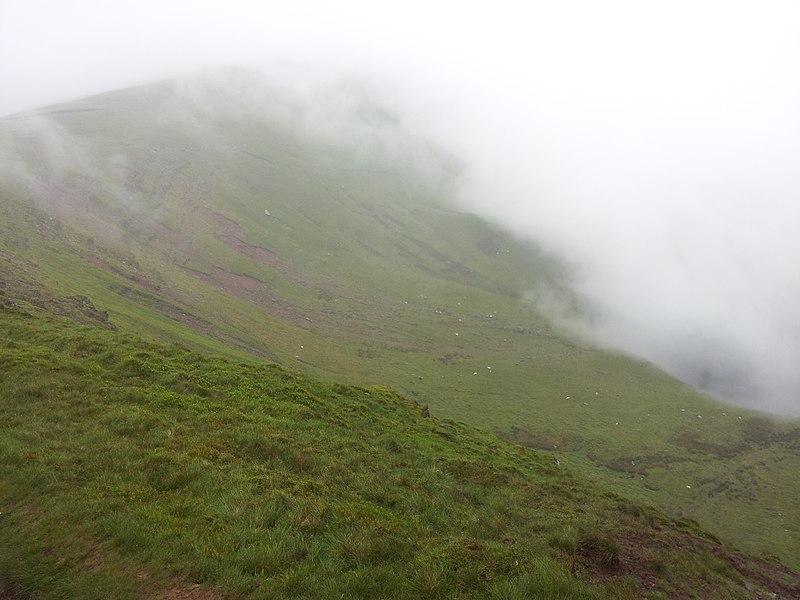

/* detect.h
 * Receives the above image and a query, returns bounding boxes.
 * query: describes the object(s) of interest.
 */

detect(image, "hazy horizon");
[3,0,800,414]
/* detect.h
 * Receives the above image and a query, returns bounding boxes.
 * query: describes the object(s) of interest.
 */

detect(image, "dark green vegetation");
[1,76,800,596]
[2,305,799,599]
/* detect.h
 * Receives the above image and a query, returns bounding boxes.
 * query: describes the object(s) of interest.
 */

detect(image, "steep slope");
[1,76,799,570]
[2,304,799,599]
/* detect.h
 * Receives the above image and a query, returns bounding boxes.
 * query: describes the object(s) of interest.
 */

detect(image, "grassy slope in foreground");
[1,304,799,599]
[1,78,800,570]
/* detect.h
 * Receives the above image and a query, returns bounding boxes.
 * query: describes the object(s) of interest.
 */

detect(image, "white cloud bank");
[2,0,800,413]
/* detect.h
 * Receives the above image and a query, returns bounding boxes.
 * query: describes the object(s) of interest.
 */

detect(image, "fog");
[3,1,800,414]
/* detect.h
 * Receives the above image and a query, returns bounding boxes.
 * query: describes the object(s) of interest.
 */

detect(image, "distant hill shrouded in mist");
[3,2,800,417]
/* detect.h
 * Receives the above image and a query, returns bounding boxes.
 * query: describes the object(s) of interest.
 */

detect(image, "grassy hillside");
[1,75,799,574]
[2,303,799,599]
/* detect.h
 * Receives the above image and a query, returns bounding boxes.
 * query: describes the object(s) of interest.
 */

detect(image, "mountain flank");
[1,303,798,599]
[1,76,799,595]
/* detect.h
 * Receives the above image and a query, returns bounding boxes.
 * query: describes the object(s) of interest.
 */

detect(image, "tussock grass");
[1,306,797,598]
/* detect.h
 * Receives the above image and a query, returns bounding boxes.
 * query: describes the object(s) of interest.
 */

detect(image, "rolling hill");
[1,73,799,596]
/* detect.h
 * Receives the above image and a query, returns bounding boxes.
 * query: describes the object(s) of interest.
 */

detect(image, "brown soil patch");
[81,252,157,293]
[583,527,800,600]
[191,266,320,332]
[202,208,285,272]
[149,583,231,600]
[111,283,212,332]
[0,583,31,600]
[721,550,800,599]
[609,529,693,600]
[197,267,274,305]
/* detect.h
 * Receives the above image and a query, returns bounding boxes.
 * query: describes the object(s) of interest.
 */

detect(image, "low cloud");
[3,1,800,413]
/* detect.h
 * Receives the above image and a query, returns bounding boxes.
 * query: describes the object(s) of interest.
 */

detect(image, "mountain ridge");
[1,75,799,586]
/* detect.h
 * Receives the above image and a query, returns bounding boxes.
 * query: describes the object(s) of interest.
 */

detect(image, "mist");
[3,1,800,414]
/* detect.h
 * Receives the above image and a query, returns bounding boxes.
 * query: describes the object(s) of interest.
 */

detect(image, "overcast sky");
[3,1,800,414]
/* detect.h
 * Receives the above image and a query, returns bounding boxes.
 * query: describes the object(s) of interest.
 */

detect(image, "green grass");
[1,304,797,599]
[1,76,799,576]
